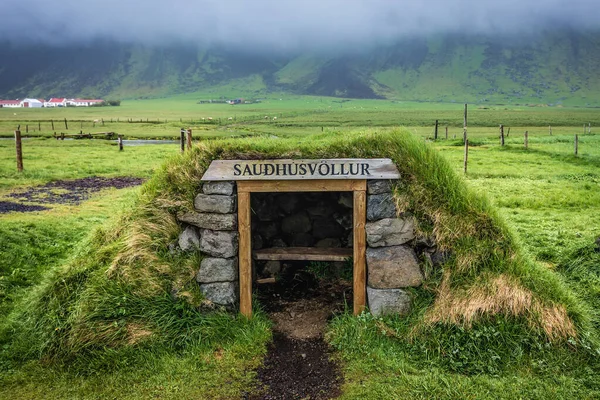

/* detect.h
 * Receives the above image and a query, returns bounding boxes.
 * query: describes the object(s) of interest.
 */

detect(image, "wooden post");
[118,134,123,151]
[525,131,528,149]
[507,127,510,137]
[588,123,591,134]
[38,121,41,131]
[26,124,28,134]
[51,119,54,130]
[353,189,367,315]
[434,119,439,140]
[463,104,468,143]
[61,132,65,140]
[464,139,469,174]
[238,191,252,318]
[549,125,552,136]
[575,134,579,156]
[186,129,193,150]
[64,118,68,130]
[445,126,448,140]
[180,129,185,153]
[500,124,505,146]
[15,130,23,172]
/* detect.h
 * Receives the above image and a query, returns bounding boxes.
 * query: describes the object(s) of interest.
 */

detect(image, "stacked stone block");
[365,180,422,316]
[177,181,239,307]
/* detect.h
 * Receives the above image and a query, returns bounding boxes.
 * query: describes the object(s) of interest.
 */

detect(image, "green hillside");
[1,31,599,105]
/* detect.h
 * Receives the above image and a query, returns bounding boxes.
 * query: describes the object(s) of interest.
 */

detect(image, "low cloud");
[1,0,598,50]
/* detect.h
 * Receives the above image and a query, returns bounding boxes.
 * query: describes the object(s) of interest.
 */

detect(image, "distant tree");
[105,100,121,106]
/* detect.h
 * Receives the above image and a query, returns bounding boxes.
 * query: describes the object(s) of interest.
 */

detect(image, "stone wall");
[250,191,353,279]
[174,178,438,316]
[176,181,240,308]
[365,180,421,316]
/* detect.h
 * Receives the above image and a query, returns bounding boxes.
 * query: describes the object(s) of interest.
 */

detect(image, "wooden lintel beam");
[237,179,366,193]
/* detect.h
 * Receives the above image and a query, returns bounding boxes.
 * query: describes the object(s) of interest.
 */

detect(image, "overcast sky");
[1,0,598,50]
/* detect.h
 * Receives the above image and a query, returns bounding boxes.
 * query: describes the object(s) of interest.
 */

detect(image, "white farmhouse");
[0,100,21,108]
[20,98,44,108]
[45,98,67,107]
[67,98,104,107]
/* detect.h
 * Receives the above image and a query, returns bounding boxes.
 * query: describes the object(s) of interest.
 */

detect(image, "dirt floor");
[1,177,144,213]
[249,264,350,399]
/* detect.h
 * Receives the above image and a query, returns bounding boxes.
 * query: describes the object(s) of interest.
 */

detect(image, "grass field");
[1,98,599,399]
[1,95,599,139]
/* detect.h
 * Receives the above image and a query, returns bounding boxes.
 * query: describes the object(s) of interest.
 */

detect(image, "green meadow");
[0,97,599,399]
[1,95,599,139]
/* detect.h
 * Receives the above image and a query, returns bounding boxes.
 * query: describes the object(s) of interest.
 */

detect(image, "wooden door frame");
[237,179,367,318]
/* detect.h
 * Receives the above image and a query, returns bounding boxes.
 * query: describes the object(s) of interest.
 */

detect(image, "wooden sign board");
[201,158,400,181]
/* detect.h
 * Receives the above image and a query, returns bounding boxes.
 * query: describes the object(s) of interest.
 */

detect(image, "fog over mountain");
[1,1,599,104]
[1,0,599,50]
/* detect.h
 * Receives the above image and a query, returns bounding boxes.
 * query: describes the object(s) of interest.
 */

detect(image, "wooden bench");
[254,247,352,262]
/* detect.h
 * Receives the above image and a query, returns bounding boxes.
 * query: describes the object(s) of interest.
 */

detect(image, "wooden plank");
[254,247,353,261]
[237,179,366,193]
[256,277,277,284]
[238,191,252,318]
[202,158,400,181]
[353,190,367,315]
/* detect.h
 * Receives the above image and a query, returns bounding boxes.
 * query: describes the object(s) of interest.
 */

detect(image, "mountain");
[1,30,599,105]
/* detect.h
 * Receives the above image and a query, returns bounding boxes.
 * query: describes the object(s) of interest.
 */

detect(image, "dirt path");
[1,176,144,214]
[249,266,349,399]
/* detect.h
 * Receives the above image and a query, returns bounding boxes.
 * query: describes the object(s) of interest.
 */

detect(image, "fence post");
[38,121,41,132]
[434,119,439,140]
[15,130,23,172]
[463,139,469,174]
[575,134,579,156]
[64,118,68,130]
[445,126,448,140]
[186,129,193,150]
[588,123,591,134]
[51,119,55,130]
[463,104,468,144]
[525,131,528,149]
[500,124,505,146]
[180,128,186,153]
[549,125,552,136]
[26,124,29,134]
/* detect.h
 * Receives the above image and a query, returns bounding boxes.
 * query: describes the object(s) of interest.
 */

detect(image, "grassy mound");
[0,129,596,373]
